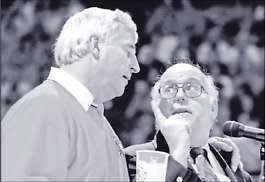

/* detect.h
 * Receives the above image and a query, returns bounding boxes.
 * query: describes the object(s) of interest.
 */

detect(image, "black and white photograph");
[1,0,264,181]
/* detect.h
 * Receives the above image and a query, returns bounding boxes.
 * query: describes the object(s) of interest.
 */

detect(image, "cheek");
[189,97,210,115]
[190,100,213,131]
[193,98,213,118]
[159,99,173,118]
[102,58,124,76]
[102,46,122,62]
[104,52,129,73]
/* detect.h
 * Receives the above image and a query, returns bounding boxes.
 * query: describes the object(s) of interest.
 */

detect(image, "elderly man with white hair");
[125,61,252,182]
[2,7,139,181]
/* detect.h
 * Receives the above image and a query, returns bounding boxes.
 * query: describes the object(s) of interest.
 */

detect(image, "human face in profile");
[98,25,140,100]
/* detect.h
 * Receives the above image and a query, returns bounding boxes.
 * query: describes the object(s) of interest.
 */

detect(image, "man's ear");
[89,35,100,60]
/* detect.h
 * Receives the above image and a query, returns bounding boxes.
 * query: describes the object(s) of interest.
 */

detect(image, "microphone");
[223,121,265,142]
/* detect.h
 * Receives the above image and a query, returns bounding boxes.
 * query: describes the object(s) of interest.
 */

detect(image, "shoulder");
[24,80,68,104]
[2,81,70,126]
[9,80,72,110]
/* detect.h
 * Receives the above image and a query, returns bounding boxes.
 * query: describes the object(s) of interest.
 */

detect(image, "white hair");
[53,7,138,66]
[204,75,219,118]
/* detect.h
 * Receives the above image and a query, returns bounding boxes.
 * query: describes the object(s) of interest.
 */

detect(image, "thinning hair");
[151,59,219,119]
[53,7,138,67]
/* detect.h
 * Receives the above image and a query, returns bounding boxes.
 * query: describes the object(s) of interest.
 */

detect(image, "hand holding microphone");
[208,137,243,171]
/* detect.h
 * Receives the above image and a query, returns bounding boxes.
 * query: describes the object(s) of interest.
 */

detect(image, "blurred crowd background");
[1,0,264,178]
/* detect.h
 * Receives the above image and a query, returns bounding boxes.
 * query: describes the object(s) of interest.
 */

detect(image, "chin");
[115,92,123,98]
[114,88,126,98]
[107,84,125,99]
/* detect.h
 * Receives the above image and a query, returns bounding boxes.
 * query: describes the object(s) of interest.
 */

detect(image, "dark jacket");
[125,131,252,182]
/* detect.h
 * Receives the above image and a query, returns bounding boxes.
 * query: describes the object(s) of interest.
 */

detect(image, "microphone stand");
[259,143,265,182]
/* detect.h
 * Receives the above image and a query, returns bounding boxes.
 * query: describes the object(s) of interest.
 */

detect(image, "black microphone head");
[223,121,243,137]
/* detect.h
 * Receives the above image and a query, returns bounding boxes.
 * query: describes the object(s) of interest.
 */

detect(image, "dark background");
[1,0,264,178]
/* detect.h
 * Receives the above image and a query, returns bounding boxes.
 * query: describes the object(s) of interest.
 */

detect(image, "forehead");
[110,25,137,49]
[160,64,207,85]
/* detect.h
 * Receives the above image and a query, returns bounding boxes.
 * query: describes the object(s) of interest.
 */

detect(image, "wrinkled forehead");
[160,64,207,86]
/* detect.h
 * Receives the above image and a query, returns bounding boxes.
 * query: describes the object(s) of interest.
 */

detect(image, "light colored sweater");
[2,79,129,181]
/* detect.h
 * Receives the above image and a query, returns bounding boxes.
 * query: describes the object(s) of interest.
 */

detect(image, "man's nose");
[174,88,187,104]
[130,55,140,73]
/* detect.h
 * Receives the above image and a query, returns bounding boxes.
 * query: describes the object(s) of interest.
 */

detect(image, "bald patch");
[160,63,207,84]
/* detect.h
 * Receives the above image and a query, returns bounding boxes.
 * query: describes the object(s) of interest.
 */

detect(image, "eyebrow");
[124,44,136,50]
[131,45,136,49]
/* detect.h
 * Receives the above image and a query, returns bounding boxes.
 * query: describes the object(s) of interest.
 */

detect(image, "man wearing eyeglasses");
[125,62,252,181]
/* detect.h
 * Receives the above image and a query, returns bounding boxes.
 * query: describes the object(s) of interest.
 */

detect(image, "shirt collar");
[47,67,94,111]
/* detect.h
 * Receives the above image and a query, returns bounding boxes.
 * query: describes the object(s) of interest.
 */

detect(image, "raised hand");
[151,82,191,167]
[208,137,242,171]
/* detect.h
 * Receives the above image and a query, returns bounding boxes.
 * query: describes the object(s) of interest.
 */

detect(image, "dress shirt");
[47,67,94,111]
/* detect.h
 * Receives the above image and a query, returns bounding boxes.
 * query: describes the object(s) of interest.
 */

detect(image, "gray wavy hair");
[53,7,138,67]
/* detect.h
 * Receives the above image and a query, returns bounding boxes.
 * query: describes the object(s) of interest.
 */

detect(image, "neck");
[61,63,108,103]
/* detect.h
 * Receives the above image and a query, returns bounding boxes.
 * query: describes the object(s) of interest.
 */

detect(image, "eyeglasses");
[159,81,207,99]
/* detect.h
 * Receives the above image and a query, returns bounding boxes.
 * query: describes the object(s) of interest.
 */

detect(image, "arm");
[208,137,242,172]
[146,83,199,181]
[150,83,191,168]
[208,137,252,182]
[125,82,200,182]
[155,131,201,182]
